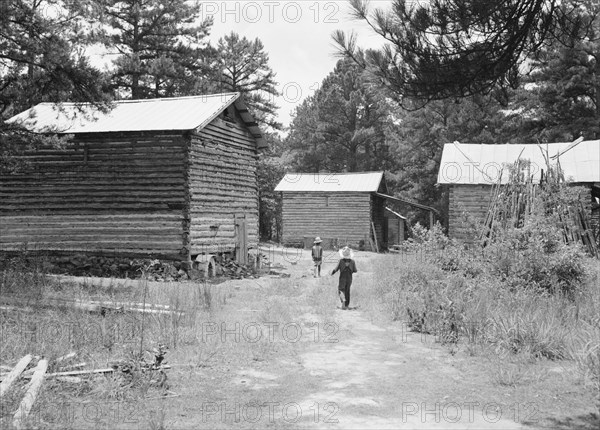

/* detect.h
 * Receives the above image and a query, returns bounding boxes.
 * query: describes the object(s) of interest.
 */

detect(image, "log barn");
[274,172,390,251]
[438,140,600,241]
[2,93,264,265]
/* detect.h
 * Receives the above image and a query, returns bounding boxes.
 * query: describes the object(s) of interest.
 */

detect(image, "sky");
[204,0,395,129]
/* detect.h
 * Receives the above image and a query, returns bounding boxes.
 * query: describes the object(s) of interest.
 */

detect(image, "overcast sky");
[206,0,394,129]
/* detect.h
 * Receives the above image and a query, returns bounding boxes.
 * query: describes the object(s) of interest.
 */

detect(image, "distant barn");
[2,93,264,264]
[275,172,398,251]
[438,140,600,241]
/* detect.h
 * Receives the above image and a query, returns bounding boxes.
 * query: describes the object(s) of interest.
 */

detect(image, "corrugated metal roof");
[274,172,384,192]
[437,140,600,184]
[7,93,265,146]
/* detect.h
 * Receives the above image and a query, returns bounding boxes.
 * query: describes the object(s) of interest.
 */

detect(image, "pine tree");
[334,0,596,102]
[209,32,280,130]
[0,0,109,116]
[99,0,213,99]
[524,24,600,140]
[285,57,392,173]
[1,0,109,174]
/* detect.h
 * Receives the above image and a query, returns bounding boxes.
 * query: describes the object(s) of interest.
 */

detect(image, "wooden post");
[0,355,32,398]
[13,359,48,429]
[429,210,435,229]
[235,214,248,265]
[371,221,379,253]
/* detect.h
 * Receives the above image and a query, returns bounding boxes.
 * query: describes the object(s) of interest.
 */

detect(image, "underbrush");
[372,220,599,400]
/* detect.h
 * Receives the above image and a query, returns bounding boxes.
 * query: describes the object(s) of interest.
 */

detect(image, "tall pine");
[210,32,280,129]
[99,0,213,99]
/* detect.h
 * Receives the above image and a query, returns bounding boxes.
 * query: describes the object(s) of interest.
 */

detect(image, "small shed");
[437,139,600,241]
[2,93,265,264]
[274,172,390,251]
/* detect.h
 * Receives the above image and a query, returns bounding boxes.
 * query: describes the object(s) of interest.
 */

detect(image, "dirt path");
[296,308,524,429]
[279,261,526,430]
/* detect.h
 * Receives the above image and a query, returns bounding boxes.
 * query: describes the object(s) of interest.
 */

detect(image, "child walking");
[311,237,323,277]
[331,246,357,309]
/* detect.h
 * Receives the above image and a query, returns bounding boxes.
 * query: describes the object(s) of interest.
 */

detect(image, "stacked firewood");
[220,258,258,279]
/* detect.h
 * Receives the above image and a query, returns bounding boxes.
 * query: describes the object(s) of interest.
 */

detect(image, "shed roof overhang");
[375,192,440,216]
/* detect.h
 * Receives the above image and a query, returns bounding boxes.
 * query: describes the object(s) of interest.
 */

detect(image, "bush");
[486,216,587,297]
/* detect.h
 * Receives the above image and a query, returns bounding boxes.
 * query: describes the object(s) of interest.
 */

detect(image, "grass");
[361,245,600,415]
[0,248,339,429]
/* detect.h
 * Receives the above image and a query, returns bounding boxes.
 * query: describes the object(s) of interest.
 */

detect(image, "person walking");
[311,237,324,277]
[331,246,357,309]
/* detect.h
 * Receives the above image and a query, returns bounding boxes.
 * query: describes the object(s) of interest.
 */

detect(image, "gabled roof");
[7,93,265,147]
[437,140,600,184]
[274,172,385,192]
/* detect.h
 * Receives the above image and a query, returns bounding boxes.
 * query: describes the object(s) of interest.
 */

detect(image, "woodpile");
[0,348,172,428]
[0,295,185,316]
[220,257,259,279]
[5,253,191,281]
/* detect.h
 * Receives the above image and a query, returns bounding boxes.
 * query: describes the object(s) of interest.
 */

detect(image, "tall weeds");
[370,178,599,398]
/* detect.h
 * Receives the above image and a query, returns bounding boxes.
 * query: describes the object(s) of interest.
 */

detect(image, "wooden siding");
[448,184,494,242]
[188,116,259,255]
[281,192,372,248]
[0,134,188,259]
[371,194,386,250]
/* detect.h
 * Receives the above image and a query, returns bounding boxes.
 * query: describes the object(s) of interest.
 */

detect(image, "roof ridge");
[37,93,240,107]
[284,171,383,175]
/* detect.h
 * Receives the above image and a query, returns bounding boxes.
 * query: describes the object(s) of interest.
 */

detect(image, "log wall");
[0,133,188,259]
[188,116,259,255]
[448,184,494,242]
[281,192,372,248]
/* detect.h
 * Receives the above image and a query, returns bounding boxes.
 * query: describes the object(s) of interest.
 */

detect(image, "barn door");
[235,214,248,264]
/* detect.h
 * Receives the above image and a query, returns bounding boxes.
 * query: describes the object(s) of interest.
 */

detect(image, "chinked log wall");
[448,184,492,242]
[188,117,259,256]
[281,192,371,247]
[0,133,188,259]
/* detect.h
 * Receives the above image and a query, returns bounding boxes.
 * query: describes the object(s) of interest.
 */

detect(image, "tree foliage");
[519,11,600,141]
[209,32,280,130]
[1,0,110,173]
[0,0,109,117]
[98,0,213,99]
[335,0,597,102]
[285,57,393,172]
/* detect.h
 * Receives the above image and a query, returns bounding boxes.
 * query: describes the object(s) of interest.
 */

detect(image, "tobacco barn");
[438,140,600,242]
[2,93,264,266]
[274,172,388,250]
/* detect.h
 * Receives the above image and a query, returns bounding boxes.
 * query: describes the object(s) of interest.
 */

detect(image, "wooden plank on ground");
[13,359,48,429]
[0,355,32,398]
